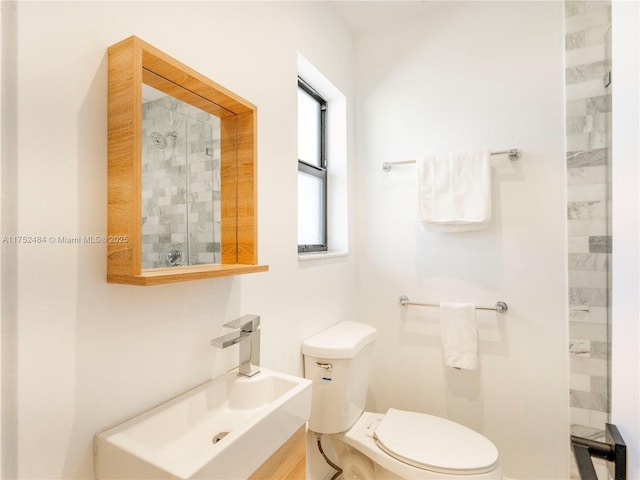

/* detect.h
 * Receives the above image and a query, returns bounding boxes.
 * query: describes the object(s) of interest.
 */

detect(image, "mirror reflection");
[141,84,222,268]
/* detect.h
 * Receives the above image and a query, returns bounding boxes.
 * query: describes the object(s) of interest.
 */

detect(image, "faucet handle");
[223,314,260,332]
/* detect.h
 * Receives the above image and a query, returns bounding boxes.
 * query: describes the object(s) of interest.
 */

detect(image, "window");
[297,77,327,253]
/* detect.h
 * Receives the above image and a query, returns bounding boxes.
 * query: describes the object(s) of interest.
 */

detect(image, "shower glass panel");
[186,114,221,266]
[141,85,221,268]
[565,1,612,462]
[604,24,612,427]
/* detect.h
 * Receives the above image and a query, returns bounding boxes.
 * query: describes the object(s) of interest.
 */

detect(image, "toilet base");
[333,412,502,480]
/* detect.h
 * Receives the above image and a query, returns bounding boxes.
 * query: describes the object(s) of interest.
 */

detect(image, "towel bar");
[382,149,520,172]
[399,295,508,313]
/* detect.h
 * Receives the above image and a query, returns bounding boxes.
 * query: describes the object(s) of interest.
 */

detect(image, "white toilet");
[302,321,502,479]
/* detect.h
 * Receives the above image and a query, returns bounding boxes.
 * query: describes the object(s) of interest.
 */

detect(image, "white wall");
[354,2,569,478]
[611,0,640,478]
[4,2,356,478]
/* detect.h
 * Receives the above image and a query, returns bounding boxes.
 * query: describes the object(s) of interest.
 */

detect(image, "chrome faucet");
[211,314,261,377]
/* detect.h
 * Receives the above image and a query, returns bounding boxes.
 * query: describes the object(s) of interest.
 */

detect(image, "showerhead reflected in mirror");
[149,130,177,150]
[141,84,221,268]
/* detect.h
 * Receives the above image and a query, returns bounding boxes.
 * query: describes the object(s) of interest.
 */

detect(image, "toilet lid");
[373,409,499,475]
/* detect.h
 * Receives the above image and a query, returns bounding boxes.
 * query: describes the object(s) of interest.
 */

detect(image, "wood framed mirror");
[107,36,268,285]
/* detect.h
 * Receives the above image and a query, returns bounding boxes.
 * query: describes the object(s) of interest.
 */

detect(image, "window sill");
[298,251,348,261]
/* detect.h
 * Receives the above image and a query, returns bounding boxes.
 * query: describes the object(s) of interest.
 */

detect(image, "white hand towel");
[417,149,491,231]
[440,302,478,370]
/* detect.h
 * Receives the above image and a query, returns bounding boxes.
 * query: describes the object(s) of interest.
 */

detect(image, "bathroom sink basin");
[94,368,312,479]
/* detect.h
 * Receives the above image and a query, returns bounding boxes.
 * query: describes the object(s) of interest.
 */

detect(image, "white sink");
[94,368,312,480]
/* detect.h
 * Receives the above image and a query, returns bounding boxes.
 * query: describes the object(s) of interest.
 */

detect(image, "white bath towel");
[417,149,491,231]
[440,302,478,370]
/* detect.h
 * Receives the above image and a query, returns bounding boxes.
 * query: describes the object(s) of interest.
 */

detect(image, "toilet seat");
[373,409,499,475]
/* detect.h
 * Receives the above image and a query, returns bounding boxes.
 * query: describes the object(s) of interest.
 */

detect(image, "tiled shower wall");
[564,0,611,446]
[141,96,221,268]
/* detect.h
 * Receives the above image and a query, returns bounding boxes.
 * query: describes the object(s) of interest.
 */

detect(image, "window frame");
[297,77,328,253]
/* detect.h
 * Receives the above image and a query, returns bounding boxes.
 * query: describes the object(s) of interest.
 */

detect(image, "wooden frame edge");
[107,36,265,285]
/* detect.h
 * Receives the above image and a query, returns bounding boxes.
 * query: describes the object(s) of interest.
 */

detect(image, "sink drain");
[212,432,229,444]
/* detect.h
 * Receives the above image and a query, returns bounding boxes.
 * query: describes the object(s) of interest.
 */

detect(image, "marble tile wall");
[141,97,221,268]
[564,0,611,467]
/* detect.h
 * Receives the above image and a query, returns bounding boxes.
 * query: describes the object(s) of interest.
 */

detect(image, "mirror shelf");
[107,36,268,285]
[109,264,271,287]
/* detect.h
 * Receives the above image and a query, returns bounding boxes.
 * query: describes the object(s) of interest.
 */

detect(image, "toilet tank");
[302,321,377,434]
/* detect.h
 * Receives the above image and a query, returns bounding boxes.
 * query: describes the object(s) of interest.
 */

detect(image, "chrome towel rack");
[382,149,521,172]
[399,295,508,313]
